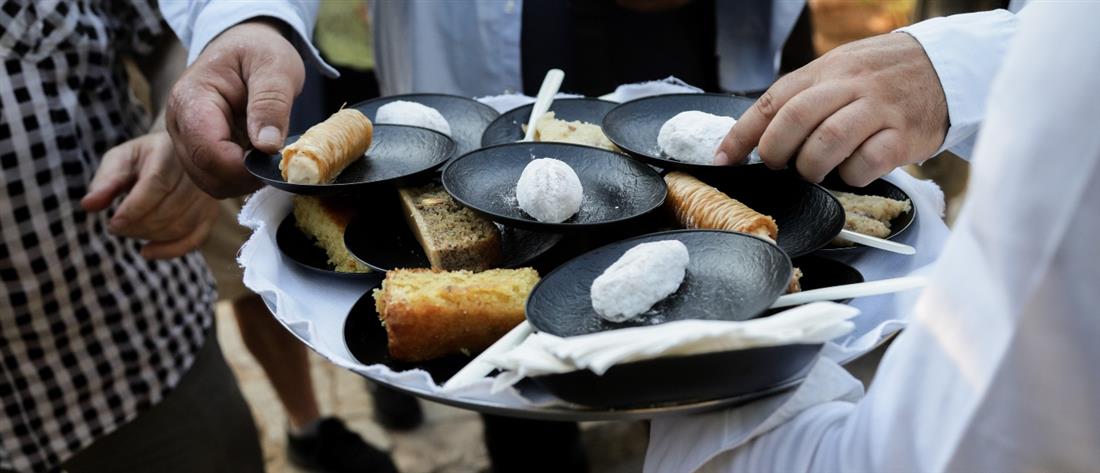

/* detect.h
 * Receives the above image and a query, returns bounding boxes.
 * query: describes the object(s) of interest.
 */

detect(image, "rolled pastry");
[664,171,778,242]
[280,109,373,184]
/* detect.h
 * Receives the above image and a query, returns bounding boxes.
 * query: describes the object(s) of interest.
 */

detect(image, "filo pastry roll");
[664,171,779,242]
[279,108,373,184]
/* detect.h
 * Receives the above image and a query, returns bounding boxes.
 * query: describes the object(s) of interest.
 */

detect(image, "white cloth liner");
[236,78,950,410]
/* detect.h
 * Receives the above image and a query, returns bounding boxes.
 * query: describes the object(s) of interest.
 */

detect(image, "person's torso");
[0,1,214,471]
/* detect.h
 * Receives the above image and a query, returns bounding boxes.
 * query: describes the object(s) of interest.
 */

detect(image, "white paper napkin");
[484,302,859,393]
[476,75,703,114]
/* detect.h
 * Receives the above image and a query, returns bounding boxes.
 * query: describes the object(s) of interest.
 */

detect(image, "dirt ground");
[215,302,648,473]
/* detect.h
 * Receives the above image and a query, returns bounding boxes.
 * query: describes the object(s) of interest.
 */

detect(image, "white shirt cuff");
[898,10,1017,159]
[183,2,336,77]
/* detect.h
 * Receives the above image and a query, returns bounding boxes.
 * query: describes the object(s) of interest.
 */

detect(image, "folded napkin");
[485,302,859,393]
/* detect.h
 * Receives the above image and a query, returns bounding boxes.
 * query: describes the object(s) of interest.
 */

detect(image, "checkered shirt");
[0,1,215,471]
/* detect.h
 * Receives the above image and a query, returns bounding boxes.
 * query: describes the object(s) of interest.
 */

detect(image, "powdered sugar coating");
[657,110,736,165]
[591,240,690,322]
[515,158,584,223]
[376,100,452,136]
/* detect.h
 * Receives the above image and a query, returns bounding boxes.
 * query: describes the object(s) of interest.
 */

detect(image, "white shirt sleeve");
[897,10,1018,159]
[647,3,1100,472]
[158,0,336,76]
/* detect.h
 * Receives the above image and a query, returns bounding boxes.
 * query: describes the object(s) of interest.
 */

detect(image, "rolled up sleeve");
[158,0,337,77]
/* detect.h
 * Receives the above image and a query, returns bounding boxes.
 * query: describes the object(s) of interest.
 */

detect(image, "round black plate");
[817,174,917,254]
[343,189,564,272]
[442,142,667,232]
[761,255,865,316]
[244,125,456,195]
[533,343,822,408]
[686,165,846,257]
[526,229,791,337]
[602,93,755,171]
[480,98,619,148]
[352,94,499,157]
[790,254,865,292]
[530,253,861,408]
[343,278,470,384]
[275,214,375,279]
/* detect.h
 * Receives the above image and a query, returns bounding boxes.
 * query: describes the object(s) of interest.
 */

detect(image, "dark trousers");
[482,414,589,473]
[60,329,264,473]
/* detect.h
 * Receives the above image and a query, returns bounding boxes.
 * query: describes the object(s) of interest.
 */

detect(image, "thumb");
[244,50,305,154]
[81,139,140,212]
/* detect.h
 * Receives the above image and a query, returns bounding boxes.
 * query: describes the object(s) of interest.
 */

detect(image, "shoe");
[287,417,398,473]
[369,383,423,431]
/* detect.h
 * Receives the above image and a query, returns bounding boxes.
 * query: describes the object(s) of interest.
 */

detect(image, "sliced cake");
[373,268,540,362]
[527,111,621,152]
[292,195,369,273]
[398,183,502,271]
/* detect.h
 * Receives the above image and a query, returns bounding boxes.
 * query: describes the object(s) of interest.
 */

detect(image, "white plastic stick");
[770,276,929,309]
[442,321,533,392]
[836,229,916,255]
[522,69,565,142]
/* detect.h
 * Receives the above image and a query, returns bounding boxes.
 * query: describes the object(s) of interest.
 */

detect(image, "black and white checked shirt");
[0,1,214,471]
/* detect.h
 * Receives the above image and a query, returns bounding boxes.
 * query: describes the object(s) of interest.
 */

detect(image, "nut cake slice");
[398,183,502,271]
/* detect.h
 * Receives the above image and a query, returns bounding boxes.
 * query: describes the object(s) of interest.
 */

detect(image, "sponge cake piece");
[373,268,540,362]
[527,111,620,152]
[292,195,369,273]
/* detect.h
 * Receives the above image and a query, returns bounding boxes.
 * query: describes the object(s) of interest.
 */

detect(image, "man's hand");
[715,32,949,186]
[166,20,304,198]
[81,132,220,260]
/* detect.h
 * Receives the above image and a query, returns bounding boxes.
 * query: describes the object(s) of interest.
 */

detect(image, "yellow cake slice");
[526,111,621,152]
[398,183,502,271]
[372,268,539,362]
[292,195,369,273]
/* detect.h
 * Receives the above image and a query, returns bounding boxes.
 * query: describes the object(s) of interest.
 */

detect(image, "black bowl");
[760,255,865,316]
[481,98,619,148]
[790,254,865,292]
[343,279,470,384]
[245,125,456,195]
[529,254,859,408]
[684,165,845,257]
[441,142,667,232]
[525,229,791,337]
[342,188,563,272]
[816,174,917,254]
[532,343,822,408]
[353,93,499,157]
[276,214,375,279]
[602,93,755,171]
